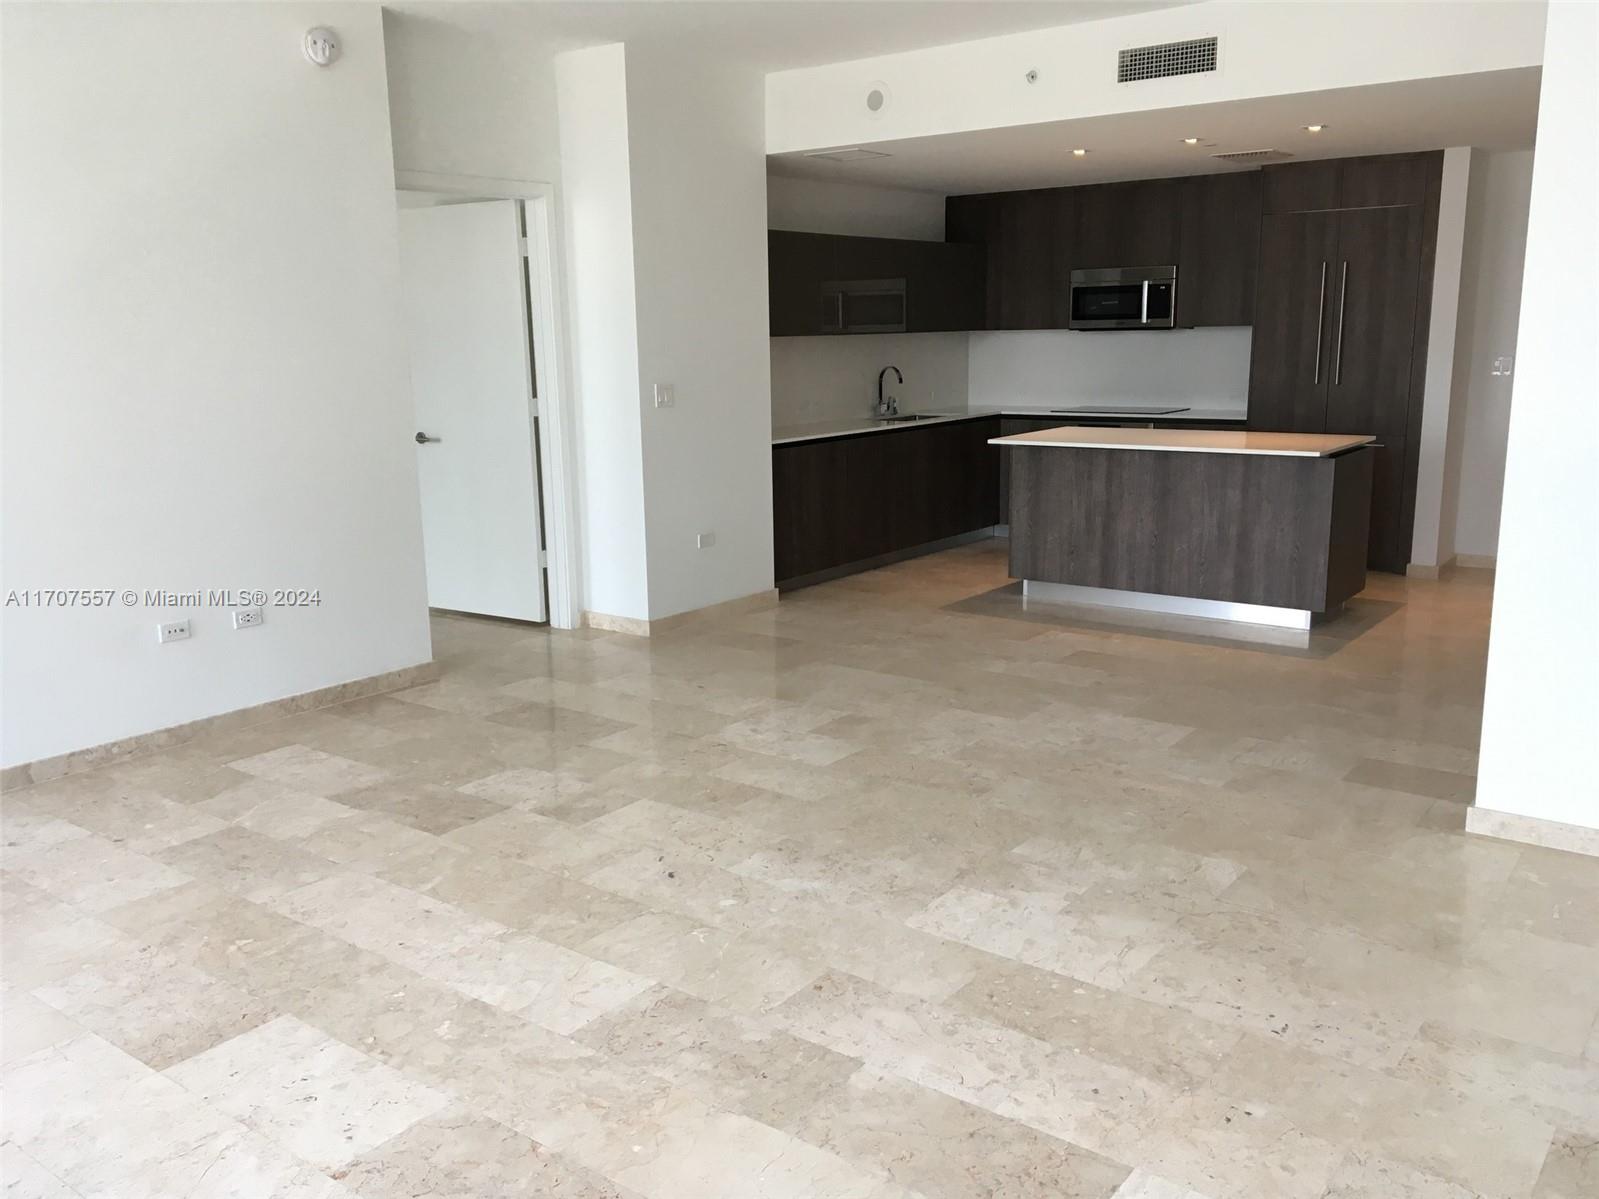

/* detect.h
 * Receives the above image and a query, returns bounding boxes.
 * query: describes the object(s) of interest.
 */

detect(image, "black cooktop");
[1052,406,1192,416]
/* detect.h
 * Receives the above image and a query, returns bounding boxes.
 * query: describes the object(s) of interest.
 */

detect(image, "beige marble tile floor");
[3,540,1597,1198]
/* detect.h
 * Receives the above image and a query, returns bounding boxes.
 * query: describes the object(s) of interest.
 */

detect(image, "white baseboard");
[584,588,779,638]
[1454,553,1497,569]
[1,659,440,790]
[1467,807,1599,858]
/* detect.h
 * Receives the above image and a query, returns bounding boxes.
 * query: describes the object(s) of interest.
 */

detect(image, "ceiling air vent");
[1117,36,1218,83]
[1210,148,1295,165]
[803,147,891,163]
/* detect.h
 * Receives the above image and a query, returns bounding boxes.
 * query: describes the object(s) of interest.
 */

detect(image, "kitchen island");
[990,426,1375,629]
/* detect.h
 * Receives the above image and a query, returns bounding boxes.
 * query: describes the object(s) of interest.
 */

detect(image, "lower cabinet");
[773,419,1000,586]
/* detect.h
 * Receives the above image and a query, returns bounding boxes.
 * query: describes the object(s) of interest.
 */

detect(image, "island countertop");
[989,427,1373,458]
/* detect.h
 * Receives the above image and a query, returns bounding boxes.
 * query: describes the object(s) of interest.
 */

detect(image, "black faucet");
[877,365,903,417]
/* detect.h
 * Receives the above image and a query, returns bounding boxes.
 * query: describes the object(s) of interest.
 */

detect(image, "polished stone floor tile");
[32,944,273,1070]
[334,1104,639,1199]
[792,1067,1132,1199]
[4,544,1595,1197]
[163,1014,451,1170]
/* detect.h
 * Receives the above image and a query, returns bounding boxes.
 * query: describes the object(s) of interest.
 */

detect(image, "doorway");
[393,174,579,629]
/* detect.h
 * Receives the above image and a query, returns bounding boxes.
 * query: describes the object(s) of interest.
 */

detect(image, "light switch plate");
[653,383,676,408]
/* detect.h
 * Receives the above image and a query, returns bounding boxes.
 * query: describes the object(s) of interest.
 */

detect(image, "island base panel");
[1023,580,1319,630]
[1007,444,1372,615]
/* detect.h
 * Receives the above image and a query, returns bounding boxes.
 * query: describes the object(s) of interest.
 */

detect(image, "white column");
[1470,1,1599,855]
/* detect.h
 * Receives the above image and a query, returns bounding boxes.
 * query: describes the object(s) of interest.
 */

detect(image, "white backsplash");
[968,327,1252,417]
[770,332,970,426]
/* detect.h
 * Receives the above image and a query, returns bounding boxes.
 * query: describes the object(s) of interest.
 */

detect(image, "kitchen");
[767,123,1515,632]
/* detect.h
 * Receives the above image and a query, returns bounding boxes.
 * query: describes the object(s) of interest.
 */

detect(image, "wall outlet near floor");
[157,619,191,644]
[232,607,264,630]
[653,383,676,408]
[696,531,716,549]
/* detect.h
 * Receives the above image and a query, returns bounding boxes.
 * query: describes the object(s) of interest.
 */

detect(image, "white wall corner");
[1410,146,1472,569]
[1474,0,1599,836]
[554,42,653,624]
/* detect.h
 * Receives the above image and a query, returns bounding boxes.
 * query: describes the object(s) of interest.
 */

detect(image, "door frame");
[395,169,581,630]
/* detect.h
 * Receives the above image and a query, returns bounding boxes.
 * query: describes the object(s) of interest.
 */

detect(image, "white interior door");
[398,200,546,622]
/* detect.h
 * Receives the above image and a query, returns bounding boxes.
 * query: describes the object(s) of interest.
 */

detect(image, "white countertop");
[772,405,1247,446]
[988,427,1374,458]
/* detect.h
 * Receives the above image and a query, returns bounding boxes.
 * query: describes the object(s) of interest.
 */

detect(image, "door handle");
[1140,280,1149,324]
[1313,261,1327,385]
[1332,260,1348,386]
[415,431,440,444]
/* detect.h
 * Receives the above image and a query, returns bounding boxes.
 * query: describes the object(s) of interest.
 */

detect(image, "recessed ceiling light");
[1303,124,1327,133]
[1182,137,1201,145]
[1071,148,1089,157]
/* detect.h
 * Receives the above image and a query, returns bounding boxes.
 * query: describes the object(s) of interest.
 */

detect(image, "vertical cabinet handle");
[1313,261,1327,385]
[1333,260,1349,386]
[1140,280,1149,324]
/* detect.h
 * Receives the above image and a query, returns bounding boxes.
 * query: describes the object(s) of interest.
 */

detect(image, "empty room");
[2,2,1596,1197]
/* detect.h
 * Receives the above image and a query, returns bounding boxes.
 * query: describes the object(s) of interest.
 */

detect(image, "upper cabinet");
[767,230,984,336]
[947,188,1070,330]
[944,172,1261,331]
[1073,178,1181,271]
[1262,151,1440,213]
[1176,171,1262,328]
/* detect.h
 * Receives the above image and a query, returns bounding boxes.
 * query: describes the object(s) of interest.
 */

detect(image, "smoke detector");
[303,27,340,67]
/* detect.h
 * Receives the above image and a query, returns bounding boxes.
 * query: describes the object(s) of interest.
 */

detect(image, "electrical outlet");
[157,619,191,644]
[653,383,676,409]
[233,607,264,630]
[696,531,716,549]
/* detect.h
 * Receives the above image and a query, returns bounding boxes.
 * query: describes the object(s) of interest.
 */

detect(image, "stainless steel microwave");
[820,278,907,334]
[1068,266,1178,330]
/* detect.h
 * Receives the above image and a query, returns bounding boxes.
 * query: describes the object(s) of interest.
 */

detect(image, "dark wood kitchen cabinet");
[1323,205,1425,441]
[767,230,984,335]
[904,238,986,332]
[772,419,1000,586]
[946,188,1070,330]
[1248,152,1440,573]
[1177,171,1262,327]
[1072,178,1180,272]
[1262,151,1438,214]
[767,231,836,338]
[1248,211,1342,434]
[946,173,1258,330]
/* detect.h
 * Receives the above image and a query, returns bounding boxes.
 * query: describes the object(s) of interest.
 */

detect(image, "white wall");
[382,10,564,183]
[768,174,945,240]
[1446,150,1534,562]
[554,45,652,624]
[0,3,432,768]
[766,1,1546,153]
[1474,2,1599,839]
[626,48,775,621]
[967,328,1252,416]
[1411,147,1472,570]
[772,334,970,427]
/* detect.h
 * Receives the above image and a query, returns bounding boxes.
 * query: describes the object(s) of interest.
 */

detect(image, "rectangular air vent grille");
[1210,148,1295,165]
[1117,36,1218,83]
[803,147,891,163]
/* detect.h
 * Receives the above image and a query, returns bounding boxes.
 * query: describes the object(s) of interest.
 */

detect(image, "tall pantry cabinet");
[1247,152,1442,573]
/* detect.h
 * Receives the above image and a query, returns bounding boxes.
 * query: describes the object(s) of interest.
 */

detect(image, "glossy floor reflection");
[4,541,1596,1198]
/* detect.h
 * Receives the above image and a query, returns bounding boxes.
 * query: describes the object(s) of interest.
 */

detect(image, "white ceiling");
[768,67,1543,194]
[384,1,1190,72]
